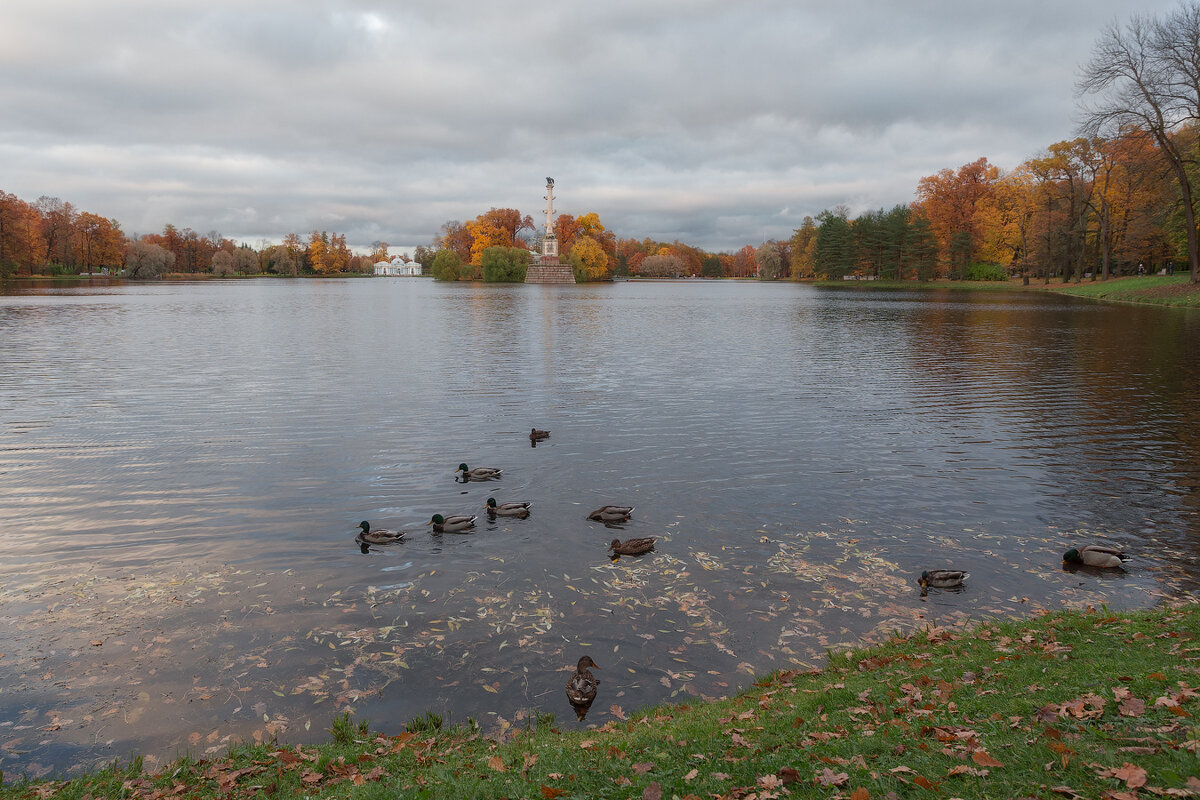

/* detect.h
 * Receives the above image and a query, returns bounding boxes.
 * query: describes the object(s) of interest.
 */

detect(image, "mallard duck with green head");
[457,463,502,481]
[485,497,532,518]
[588,505,634,522]
[1063,545,1127,569]
[609,537,655,557]
[428,513,477,533]
[918,569,969,592]
[354,521,405,545]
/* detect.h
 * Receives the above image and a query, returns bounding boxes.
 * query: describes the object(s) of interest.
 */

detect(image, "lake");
[1,277,1198,779]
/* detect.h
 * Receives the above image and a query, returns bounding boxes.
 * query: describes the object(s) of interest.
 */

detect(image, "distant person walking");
[1138,261,1145,276]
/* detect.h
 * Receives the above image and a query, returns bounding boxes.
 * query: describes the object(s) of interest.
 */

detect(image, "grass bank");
[813,275,1200,307]
[1045,275,1200,308]
[3,603,1197,799]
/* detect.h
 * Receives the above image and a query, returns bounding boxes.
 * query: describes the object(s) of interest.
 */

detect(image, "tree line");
[3,4,1197,284]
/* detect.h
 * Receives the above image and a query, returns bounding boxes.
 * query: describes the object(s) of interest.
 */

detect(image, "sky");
[0,0,1182,254]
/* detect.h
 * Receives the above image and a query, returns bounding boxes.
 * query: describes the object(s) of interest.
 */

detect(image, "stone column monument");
[525,176,576,283]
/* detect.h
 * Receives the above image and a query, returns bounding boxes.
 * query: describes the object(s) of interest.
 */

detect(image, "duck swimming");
[428,513,477,533]
[529,428,550,441]
[484,498,532,518]
[1063,545,1127,569]
[354,521,405,545]
[587,505,634,522]
[918,569,969,592]
[609,537,656,556]
[565,655,599,717]
[457,463,502,481]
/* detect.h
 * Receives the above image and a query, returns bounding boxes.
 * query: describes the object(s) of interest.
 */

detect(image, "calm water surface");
[1,278,1199,778]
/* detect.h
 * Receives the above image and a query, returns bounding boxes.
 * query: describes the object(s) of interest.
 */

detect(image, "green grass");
[3,603,1197,799]
[1047,274,1200,307]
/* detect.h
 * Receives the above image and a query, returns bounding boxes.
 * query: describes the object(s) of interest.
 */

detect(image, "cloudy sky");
[0,0,1178,253]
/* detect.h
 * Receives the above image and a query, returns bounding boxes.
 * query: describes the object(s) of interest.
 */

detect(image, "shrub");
[431,249,464,281]
[964,262,1008,281]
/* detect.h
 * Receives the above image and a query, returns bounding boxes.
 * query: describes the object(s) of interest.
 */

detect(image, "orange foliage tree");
[915,157,1001,278]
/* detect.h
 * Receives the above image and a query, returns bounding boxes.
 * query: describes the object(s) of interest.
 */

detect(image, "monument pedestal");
[525,255,575,284]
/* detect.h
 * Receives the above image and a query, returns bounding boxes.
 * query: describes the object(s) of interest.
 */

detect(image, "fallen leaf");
[487,755,505,772]
[683,768,698,782]
[643,782,662,800]
[540,786,567,799]
[777,767,800,784]
[818,768,849,786]
[849,789,870,800]
[1119,697,1146,717]
[971,750,1004,768]
[631,762,654,775]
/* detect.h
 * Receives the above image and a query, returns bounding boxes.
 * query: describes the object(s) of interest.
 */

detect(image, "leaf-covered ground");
[2,603,1197,799]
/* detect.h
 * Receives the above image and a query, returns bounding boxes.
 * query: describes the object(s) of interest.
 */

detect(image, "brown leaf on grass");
[540,786,567,799]
[913,775,936,790]
[971,750,1004,768]
[631,762,654,775]
[758,773,784,790]
[487,755,505,772]
[683,768,698,782]
[1105,763,1148,789]
[1035,704,1062,723]
[849,788,871,800]
[776,767,800,784]
[523,753,538,772]
[609,704,627,720]
[817,768,849,786]
[947,765,989,777]
[1118,697,1146,717]
[731,732,751,748]
[643,781,662,800]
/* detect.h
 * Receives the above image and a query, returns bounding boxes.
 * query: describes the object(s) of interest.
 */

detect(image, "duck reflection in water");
[565,655,599,720]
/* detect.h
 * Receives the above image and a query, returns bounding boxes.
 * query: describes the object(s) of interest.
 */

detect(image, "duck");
[428,513,477,533]
[587,505,634,522]
[529,428,550,441]
[918,569,969,591]
[457,463,502,481]
[609,537,656,557]
[354,521,406,545]
[565,655,600,708]
[484,497,532,518]
[1063,545,1127,569]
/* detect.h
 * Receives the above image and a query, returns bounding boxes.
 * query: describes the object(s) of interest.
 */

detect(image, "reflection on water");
[1,278,1199,778]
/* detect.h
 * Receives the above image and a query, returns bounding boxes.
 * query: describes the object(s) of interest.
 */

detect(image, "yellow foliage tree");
[570,235,609,281]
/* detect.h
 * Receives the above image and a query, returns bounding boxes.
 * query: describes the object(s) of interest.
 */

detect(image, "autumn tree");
[233,245,258,274]
[639,254,684,277]
[125,240,174,279]
[1078,2,1200,281]
[75,213,125,272]
[915,157,1001,278]
[35,196,75,269]
[755,241,785,280]
[789,217,817,279]
[569,236,609,281]
[0,191,45,275]
[436,220,474,264]
[553,214,582,256]
[211,251,235,276]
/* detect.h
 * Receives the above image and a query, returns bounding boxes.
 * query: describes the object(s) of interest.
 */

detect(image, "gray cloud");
[0,0,1177,252]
